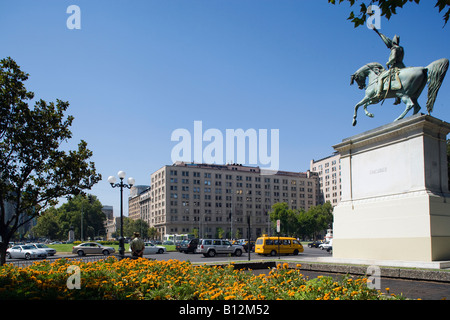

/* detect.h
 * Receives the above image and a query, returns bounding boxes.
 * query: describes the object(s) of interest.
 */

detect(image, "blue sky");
[1,0,449,215]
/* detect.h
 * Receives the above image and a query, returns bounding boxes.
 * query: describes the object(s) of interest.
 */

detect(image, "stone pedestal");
[333,114,450,262]
[68,229,75,242]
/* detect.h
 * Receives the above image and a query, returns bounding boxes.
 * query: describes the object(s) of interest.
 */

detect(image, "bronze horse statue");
[350,58,449,126]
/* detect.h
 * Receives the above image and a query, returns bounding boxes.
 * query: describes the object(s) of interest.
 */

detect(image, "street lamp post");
[108,171,135,258]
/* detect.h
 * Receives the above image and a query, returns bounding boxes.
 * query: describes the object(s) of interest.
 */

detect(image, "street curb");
[228,261,450,283]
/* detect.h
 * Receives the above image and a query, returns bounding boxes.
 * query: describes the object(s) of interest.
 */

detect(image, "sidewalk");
[230,256,450,283]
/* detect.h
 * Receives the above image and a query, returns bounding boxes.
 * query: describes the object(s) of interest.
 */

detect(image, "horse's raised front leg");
[353,96,371,126]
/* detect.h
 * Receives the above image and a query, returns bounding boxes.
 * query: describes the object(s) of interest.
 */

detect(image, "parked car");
[319,239,333,251]
[30,243,56,256]
[128,242,166,255]
[6,245,48,260]
[72,242,115,256]
[307,240,323,248]
[180,238,199,253]
[176,240,187,252]
[233,239,255,252]
[196,239,244,257]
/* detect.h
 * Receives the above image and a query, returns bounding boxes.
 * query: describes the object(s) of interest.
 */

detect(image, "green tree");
[32,207,61,240]
[114,217,133,239]
[33,194,105,241]
[297,209,316,240]
[148,227,160,240]
[112,217,150,239]
[132,219,150,239]
[269,202,300,237]
[329,0,450,27]
[0,57,101,265]
[269,202,334,240]
[305,202,334,239]
[217,227,225,239]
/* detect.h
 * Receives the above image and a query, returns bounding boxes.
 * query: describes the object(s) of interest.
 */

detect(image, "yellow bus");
[255,235,304,256]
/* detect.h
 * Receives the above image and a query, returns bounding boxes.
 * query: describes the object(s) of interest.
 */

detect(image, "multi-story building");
[140,161,319,240]
[310,152,342,206]
[139,189,151,226]
[128,185,150,221]
[105,217,120,240]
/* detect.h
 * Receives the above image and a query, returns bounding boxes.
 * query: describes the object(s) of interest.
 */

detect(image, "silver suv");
[196,239,244,257]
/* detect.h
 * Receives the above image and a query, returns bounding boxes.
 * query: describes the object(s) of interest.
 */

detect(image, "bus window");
[266,240,273,245]
[283,240,291,245]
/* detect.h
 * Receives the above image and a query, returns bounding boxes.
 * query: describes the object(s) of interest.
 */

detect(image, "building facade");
[128,185,150,221]
[135,162,319,240]
[101,206,114,221]
[310,152,342,206]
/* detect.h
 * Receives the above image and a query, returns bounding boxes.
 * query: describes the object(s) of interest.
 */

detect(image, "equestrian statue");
[350,28,448,126]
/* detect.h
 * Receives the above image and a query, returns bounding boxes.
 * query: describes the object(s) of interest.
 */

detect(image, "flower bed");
[0,257,403,300]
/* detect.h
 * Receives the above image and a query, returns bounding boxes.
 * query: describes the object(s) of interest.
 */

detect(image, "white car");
[30,243,57,256]
[319,239,333,250]
[6,245,48,260]
[129,242,166,255]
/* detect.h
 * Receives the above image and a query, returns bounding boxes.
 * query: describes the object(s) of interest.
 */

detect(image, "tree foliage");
[328,0,450,27]
[0,57,101,265]
[269,202,300,236]
[112,217,151,240]
[269,202,334,239]
[33,194,105,241]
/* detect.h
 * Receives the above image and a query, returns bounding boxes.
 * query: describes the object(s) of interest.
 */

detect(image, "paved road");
[147,246,332,263]
[6,245,332,263]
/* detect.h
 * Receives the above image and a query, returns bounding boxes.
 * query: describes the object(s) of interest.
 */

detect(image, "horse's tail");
[426,58,449,114]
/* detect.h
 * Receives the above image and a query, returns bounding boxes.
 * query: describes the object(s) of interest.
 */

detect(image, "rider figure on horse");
[374,28,405,105]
